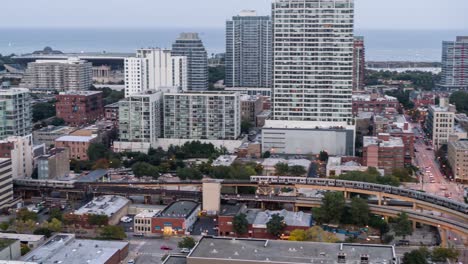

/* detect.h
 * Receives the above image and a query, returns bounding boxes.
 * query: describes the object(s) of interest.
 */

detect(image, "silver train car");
[250,176,468,214]
[14,179,76,189]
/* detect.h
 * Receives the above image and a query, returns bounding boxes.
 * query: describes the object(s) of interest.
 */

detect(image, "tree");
[177,167,203,180]
[274,163,289,175]
[304,226,339,243]
[232,213,249,235]
[34,227,53,238]
[49,208,63,222]
[46,218,63,232]
[402,248,430,264]
[392,168,414,182]
[289,229,307,241]
[17,208,38,222]
[431,247,459,262]
[241,120,254,134]
[316,192,345,224]
[99,225,126,240]
[32,101,56,122]
[87,143,109,162]
[0,222,9,231]
[319,151,329,162]
[289,165,307,176]
[450,91,468,114]
[178,236,196,249]
[132,162,159,178]
[349,197,370,226]
[50,117,65,126]
[109,158,121,169]
[394,212,413,239]
[266,214,286,238]
[87,214,108,226]
[20,245,31,256]
[92,158,110,170]
[263,151,271,158]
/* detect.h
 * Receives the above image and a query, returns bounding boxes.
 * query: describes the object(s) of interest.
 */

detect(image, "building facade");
[33,126,76,147]
[22,58,93,91]
[37,148,70,180]
[0,135,33,178]
[353,36,365,91]
[124,48,187,97]
[171,33,208,91]
[362,134,404,175]
[164,92,241,140]
[104,102,120,125]
[0,88,32,140]
[448,140,468,183]
[0,158,13,210]
[240,95,263,124]
[55,91,104,127]
[352,93,399,116]
[225,10,272,88]
[151,200,200,235]
[118,90,163,146]
[271,0,354,123]
[439,36,468,91]
[55,135,97,161]
[425,98,456,150]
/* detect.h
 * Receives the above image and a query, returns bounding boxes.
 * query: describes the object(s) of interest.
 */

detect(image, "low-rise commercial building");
[55,135,98,161]
[262,158,310,176]
[152,200,200,235]
[183,236,398,264]
[72,195,130,226]
[448,140,468,183]
[32,126,76,147]
[326,156,369,177]
[212,155,237,167]
[0,239,20,261]
[37,148,69,180]
[352,93,399,115]
[262,120,355,156]
[0,158,13,209]
[134,210,159,236]
[0,234,45,250]
[55,91,104,126]
[363,134,404,175]
[21,234,128,264]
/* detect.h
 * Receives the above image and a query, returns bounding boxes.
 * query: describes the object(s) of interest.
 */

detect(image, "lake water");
[0,28,467,62]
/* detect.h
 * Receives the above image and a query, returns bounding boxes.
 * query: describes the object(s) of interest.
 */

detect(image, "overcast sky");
[1,0,467,30]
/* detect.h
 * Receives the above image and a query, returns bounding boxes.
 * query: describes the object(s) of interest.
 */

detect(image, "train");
[250,176,468,214]
[14,179,76,189]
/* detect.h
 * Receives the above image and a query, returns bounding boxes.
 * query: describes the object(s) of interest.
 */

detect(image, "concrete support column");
[439,228,447,248]
[235,186,238,194]
[384,216,389,222]
[344,191,350,199]
[377,193,382,206]
[412,220,417,230]
[413,203,418,211]
[261,202,265,210]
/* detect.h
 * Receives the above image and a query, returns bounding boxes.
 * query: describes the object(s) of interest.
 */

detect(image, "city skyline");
[1,0,467,30]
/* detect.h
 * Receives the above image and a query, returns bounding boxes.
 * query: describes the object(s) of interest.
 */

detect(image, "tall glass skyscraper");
[225,10,272,88]
[271,0,354,123]
[172,33,208,91]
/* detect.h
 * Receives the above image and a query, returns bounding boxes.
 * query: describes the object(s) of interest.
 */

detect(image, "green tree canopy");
[349,197,370,226]
[177,167,203,180]
[32,101,56,122]
[99,225,126,240]
[33,227,53,238]
[316,192,346,224]
[394,212,413,239]
[450,91,468,114]
[289,165,307,176]
[17,208,38,222]
[266,214,286,237]
[232,213,249,235]
[178,236,197,249]
[87,214,108,226]
[131,162,160,178]
[402,247,430,264]
[274,163,289,175]
[431,247,459,262]
[87,143,109,162]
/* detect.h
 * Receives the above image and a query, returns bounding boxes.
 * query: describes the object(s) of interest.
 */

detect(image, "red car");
[160,245,173,250]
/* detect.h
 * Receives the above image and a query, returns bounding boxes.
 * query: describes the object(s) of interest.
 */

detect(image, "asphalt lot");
[125,236,185,264]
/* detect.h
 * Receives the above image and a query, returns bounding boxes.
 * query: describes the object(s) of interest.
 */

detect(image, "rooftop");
[219,204,245,217]
[262,158,310,169]
[58,90,102,96]
[189,237,397,264]
[0,233,44,243]
[449,140,468,150]
[162,255,187,264]
[135,210,160,219]
[352,94,398,102]
[104,102,120,108]
[34,58,90,65]
[240,94,261,102]
[363,136,404,148]
[157,200,199,219]
[22,234,128,264]
[35,126,75,134]
[264,120,355,130]
[55,135,97,143]
[74,195,130,217]
[251,209,312,228]
[0,238,16,251]
[212,155,237,167]
[77,169,108,183]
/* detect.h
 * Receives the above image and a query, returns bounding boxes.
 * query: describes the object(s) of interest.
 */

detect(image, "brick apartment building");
[55,135,98,160]
[151,200,200,235]
[56,91,104,126]
[352,93,399,116]
[362,134,405,175]
[104,102,119,126]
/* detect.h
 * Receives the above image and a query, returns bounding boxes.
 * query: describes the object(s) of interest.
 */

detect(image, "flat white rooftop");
[55,135,96,143]
[74,195,129,217]
[264,120,355,130]
[0,233,44,242]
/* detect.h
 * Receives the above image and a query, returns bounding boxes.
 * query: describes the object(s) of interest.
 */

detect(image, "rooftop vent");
[360,254,369,264]
[211,249,218,254]
[338,253,346,263]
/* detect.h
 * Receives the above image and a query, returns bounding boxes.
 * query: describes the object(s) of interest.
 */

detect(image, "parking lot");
[125,236,186,264]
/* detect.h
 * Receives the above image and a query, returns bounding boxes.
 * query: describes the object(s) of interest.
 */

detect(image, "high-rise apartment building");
[353,36,365,91]
[425,98,456,150]
[0,135,33,178]
[0,158,13,210]
[164,92,241,140]
[271,0,354,123]
[124,48,187,97]
[118,90,164,145]
[0,88,32,140]
[225,10,272,88]
[37,148,70,180]
[171,33,208,91]
[22,58,92,91]
[448,140,468,183]
[439,36,468,91]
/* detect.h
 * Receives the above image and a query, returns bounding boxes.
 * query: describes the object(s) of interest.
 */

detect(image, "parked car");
[127,260,135,264]
[120,216,133,223]
[160,245,173,250]
[180,248,190,253]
